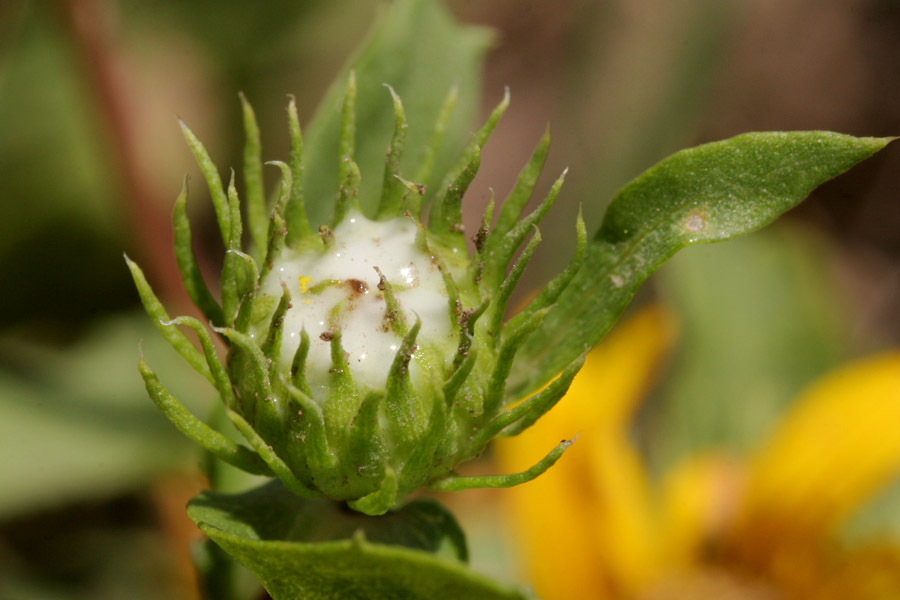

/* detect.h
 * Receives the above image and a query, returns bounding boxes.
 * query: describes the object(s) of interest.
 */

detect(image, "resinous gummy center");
[260,211,455,391]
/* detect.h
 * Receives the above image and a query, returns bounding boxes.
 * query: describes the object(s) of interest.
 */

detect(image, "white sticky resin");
[260,212,456,393]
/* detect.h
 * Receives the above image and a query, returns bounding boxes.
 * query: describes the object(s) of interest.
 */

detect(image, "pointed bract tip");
[393,174,426,196]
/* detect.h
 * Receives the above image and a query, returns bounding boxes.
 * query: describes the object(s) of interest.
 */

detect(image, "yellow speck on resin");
[299,275,312,304]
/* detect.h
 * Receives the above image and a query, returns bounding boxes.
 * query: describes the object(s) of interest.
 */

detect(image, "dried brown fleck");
[347,278,368,294]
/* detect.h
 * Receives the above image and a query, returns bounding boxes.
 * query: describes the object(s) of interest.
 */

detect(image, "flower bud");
[130,75,586,515]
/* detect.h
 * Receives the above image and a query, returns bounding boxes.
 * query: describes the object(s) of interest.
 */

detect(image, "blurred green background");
[2,0,899,597]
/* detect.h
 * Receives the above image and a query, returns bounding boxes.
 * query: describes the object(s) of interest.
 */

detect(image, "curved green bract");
[187,481,534,600]
[509,131,893,396]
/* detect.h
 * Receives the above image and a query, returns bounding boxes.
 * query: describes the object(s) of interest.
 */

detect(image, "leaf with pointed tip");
[285,96,313,245]
[139,358,270,476]
[428,145,481,250]
[384,320,423,453]
[376,85,409,219]
[261,286,291,377]
[284,380,335,489]
[510,132,893,397]
[180,120,231,246]
[483,168,566,292]
[173,178,225,327]
[239,93,267,261]
[431,438,573,492]
[188,481,534,600]
[492,125,551,239]
[125,255,214,385]
[301,0,491,225]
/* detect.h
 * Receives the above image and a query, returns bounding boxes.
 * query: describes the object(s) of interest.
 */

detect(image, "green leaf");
[188,481,534,600]
[139,357,272,476]
[125,255,216,385]
[173,177,225,327]
[301,0,492,226]
[239,92,268,262]
[510,131,892,396]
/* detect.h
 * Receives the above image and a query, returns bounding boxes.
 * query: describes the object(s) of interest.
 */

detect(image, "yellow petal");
[498,441,616,599]
[586,432,662,596]
[494,305,676,599]
[658,455,744,570]
[570,304,678,431]
[734,351,900,550]
[815,543,900,600]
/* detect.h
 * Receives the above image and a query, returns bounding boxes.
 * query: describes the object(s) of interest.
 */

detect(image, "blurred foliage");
[646,225,849,468]
[557,0,734,227]
[0,4,128,331]
[0,315,206,517]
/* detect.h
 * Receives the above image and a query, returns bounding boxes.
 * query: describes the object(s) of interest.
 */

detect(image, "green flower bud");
[129,75,586,515]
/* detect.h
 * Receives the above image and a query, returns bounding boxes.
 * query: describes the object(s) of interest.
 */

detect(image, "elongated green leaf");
[125,255,214,385]
[173,178,225,327]
[491,124,550,239]
[180,119,231,246]
[188,481,533,600]
[139,359,271,476]
[376,85,409,219]
[285,96,313,245]
[510,131,892,396]
[431,438,573,493]
[239,92,267,261]
[301,0,492,226]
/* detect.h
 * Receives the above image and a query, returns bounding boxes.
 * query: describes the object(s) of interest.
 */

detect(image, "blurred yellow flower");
[494,306,900,599]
